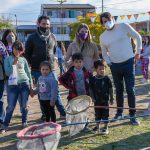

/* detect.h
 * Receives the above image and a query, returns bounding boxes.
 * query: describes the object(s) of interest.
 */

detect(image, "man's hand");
[134,54,140,65]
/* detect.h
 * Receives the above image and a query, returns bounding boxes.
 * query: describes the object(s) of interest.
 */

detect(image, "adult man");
[100,12,142,125]
[25,16,66,119]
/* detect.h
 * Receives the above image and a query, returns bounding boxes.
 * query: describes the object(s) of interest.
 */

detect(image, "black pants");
[39,100,56,122]
[95,101,109,123]
[110,58,136,116]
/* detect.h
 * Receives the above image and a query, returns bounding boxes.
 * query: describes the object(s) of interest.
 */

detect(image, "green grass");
[58,118,150,150]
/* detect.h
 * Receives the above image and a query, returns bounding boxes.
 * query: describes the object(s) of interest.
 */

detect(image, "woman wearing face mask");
[2,29,17,55]
[65,23,99,72]
[140,36,150,84]
[100,12,142,125]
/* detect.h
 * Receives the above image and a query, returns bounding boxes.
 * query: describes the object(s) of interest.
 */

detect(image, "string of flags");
[113,11,150,21]
[86,11,150,21]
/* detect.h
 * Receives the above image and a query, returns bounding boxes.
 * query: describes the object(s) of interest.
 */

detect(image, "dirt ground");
[0,68,150,150]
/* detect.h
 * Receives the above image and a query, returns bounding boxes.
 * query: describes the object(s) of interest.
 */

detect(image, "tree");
[68,15,105,45]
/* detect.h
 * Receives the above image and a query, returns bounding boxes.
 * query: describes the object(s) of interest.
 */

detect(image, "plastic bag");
[8,65,18,85]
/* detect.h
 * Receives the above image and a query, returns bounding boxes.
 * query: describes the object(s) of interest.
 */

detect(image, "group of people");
[0,11,143,135]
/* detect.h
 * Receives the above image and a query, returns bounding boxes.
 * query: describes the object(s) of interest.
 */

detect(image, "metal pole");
[15,14,17,34]
[57,0,66,42]
[102,0,104,13]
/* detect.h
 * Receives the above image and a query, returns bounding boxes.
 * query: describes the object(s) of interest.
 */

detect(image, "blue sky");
[0,0,149,25]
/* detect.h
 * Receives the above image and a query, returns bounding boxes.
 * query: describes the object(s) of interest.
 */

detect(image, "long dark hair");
[2,29,17,46]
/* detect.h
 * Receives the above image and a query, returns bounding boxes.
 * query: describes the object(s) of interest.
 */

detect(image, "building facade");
[40,4,96,44]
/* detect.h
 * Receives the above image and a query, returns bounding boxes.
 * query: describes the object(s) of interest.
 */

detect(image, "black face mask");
[39,26,49,33]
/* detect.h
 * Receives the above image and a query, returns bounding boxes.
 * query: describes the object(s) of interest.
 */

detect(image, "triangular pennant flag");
[120,15,125,20]
[127,15,132,20]
[113,16,118,21]
[148,11,150,15]
[140,13,146,16]
[133,14,139,20]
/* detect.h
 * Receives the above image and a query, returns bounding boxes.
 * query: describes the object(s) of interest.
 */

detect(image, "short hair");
[37,15,50,23]
[94,59,106,69]
[72,53,83,61]
[100,12,112,24]
[12,40,24,52]
[40,61,52,71]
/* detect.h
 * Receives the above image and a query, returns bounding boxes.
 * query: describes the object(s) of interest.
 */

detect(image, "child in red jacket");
[59,52,92,101]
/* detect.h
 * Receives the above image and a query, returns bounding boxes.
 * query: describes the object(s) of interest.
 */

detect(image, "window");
[57,27,66,34]
[47,11,52,17]
[69,10,75,18]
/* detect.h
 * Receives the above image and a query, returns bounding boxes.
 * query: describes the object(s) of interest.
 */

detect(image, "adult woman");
[65,23,99,72]
[2,29,17,55]
[0,41,8,126]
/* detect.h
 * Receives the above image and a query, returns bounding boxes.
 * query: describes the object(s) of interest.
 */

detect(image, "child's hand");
[13,57,19,65]
[30,89,34,98]
[50,101,55,107]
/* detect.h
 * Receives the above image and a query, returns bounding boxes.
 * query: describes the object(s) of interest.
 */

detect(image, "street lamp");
[57,0,67,42]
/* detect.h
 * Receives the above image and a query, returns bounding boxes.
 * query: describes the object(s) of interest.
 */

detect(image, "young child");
[1,41,32,133]
[140,36,150,84]
[59,52,92,101]
[89,59,113,135]
[31,61,58,123]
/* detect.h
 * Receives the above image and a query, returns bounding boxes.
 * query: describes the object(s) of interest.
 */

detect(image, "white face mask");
[104,20,114,30]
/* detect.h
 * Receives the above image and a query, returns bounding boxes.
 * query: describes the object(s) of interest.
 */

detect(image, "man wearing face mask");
[25,15,66,120]
[99,12,142,125]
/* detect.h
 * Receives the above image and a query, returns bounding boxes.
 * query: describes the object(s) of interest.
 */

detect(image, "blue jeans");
[31,71,66,116]
[0,80,5,123]
[110,58,136,116]
[3,82,30,127]
[58,58,65,75]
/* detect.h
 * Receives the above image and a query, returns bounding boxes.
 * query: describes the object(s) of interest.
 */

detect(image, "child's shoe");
[99,127,109,135]
[0,125,8,134]
[22,123,28,129]
[92,126,99,132]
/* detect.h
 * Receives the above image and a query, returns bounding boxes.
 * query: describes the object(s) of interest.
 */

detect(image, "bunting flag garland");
[133,14,139,20]
[86,10,150,22]
[113,16,118,21]
[127,15,132,20]
[120,15,125,20]
[140,13,146,16]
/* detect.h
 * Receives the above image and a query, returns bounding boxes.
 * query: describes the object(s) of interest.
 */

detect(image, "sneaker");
[141,78,149,84]
[40,115,46,121]
[22,123,28,129]
[92,126,99,132]
[99,128,109,135]
[114,114,124,121]
[59,115,66,120]
[130,117,140,125]
[80,127,91,133]
[0,125,8,134]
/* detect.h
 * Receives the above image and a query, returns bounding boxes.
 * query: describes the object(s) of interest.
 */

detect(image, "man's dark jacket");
[25,32,56,71]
